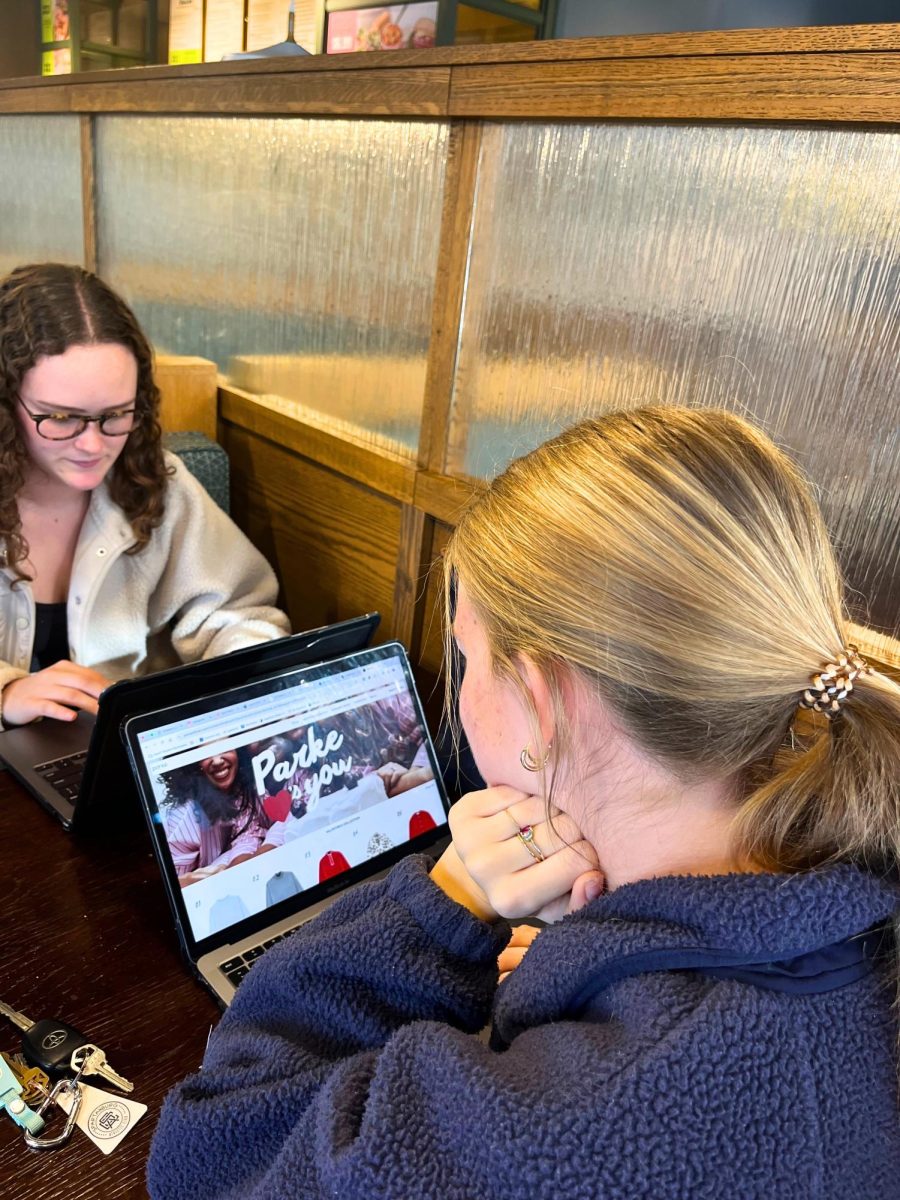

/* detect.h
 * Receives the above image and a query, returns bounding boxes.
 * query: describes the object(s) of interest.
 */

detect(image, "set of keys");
[1,998,135,1150]
[2,1054,50,1105]
[0,999,133,1090]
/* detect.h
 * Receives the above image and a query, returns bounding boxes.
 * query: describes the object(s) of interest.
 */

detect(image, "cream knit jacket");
[0,452,290,720]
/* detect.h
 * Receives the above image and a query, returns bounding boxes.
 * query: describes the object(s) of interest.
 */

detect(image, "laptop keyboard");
[219,928,300,986]
[35,751,88,802]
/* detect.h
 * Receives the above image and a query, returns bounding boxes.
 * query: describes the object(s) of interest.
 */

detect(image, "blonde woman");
[149,408,900,1199]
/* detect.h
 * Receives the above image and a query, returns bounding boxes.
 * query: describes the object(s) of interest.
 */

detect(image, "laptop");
[122,641,450,1006]
[0,613,381,831]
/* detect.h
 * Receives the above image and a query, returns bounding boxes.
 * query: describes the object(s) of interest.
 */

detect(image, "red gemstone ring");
[515,823,545,863]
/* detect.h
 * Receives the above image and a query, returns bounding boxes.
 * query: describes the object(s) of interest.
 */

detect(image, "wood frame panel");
[2,23,899,90]
[221,419,405,639]
[449,52,900,121]
[418,119,483,473]
[392,503,432,650]
[69,68,449,116]
[217,392,483,669]
[79,113,97,272]
[220,387,417,505]
[155,355,218,438]
[418,522,453,679]
[1,25,898,121]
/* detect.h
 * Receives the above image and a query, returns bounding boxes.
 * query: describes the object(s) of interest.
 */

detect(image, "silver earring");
[520,744,551,772]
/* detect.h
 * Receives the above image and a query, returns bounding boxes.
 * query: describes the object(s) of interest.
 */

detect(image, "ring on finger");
[504,809,546,863]
[515,824,545,863]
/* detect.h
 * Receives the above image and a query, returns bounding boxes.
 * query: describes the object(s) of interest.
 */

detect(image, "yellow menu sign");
[169,0,204,64]
[42,49,72,75]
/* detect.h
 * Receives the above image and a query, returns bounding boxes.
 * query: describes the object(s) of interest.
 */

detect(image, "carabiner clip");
[24,1078,82,1149]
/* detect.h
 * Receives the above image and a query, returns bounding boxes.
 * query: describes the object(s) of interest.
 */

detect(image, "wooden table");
[0,768,221,1199]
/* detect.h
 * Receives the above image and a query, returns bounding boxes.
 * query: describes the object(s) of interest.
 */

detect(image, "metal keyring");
[24,1078,82,1149]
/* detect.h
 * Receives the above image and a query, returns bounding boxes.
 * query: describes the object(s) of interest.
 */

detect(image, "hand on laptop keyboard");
[2,661,108,726]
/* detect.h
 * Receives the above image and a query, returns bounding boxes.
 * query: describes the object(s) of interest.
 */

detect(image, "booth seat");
[164,430,229,513]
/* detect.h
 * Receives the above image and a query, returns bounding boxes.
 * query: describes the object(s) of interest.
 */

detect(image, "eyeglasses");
[17,397,136,441]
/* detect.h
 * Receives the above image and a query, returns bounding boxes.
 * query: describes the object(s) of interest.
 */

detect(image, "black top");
[31,602,69,671]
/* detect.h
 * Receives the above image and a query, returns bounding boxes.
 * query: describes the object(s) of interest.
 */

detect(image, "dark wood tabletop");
[0,768,221,1199]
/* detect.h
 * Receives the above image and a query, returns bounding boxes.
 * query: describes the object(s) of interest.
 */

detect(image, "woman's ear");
[514,654,557,749]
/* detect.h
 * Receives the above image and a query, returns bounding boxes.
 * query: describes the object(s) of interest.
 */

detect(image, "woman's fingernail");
[585,875,604,902]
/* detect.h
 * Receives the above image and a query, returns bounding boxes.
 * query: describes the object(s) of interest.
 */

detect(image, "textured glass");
[0,116,84,276]
[95,116,448,457]
[452,123,900,637]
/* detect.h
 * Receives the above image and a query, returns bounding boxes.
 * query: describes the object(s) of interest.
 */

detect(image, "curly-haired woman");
[162,747,272,887]
[0,262,289,727]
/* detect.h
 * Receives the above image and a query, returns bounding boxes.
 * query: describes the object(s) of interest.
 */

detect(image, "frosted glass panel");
[452,123,900,637]
[95,116,448,457]
[0,116,84,276]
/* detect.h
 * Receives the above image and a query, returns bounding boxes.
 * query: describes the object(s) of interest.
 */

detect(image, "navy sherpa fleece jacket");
[148,857,900,1199]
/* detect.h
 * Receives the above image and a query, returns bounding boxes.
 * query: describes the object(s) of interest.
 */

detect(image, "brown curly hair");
[0,262,170,579]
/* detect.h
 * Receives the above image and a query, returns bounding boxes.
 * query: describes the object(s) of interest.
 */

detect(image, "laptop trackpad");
[0,709,96,764]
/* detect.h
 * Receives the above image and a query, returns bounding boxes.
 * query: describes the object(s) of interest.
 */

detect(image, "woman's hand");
[1,661,109,725]
[375,762,412,795]
[498,924,541,982]
[178,864,226,888]
[497,873,606,982]
[440,785,602,924]
[376,762,434,797]
[230,845,278,867]
[431,842,497,922]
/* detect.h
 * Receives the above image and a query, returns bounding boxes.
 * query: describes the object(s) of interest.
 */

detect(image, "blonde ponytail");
[445,406,900,881]
[738,667,900,874]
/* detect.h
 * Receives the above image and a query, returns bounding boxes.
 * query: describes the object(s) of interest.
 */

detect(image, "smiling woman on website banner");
[0,263,290,728]
[149,407,900,1200]
[161,747,273,887]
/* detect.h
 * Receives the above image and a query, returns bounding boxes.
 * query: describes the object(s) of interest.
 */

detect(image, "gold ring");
[515,824,545,863]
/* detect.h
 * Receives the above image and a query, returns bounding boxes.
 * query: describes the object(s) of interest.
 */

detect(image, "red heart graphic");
[264,789,293,823]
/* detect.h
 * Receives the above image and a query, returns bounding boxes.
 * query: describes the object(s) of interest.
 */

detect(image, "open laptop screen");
[126,643,448,948]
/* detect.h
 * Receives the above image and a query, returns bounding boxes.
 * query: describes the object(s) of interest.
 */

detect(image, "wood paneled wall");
[3,25,899,690]
[218,385,478,699]
[2,25,900,122]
